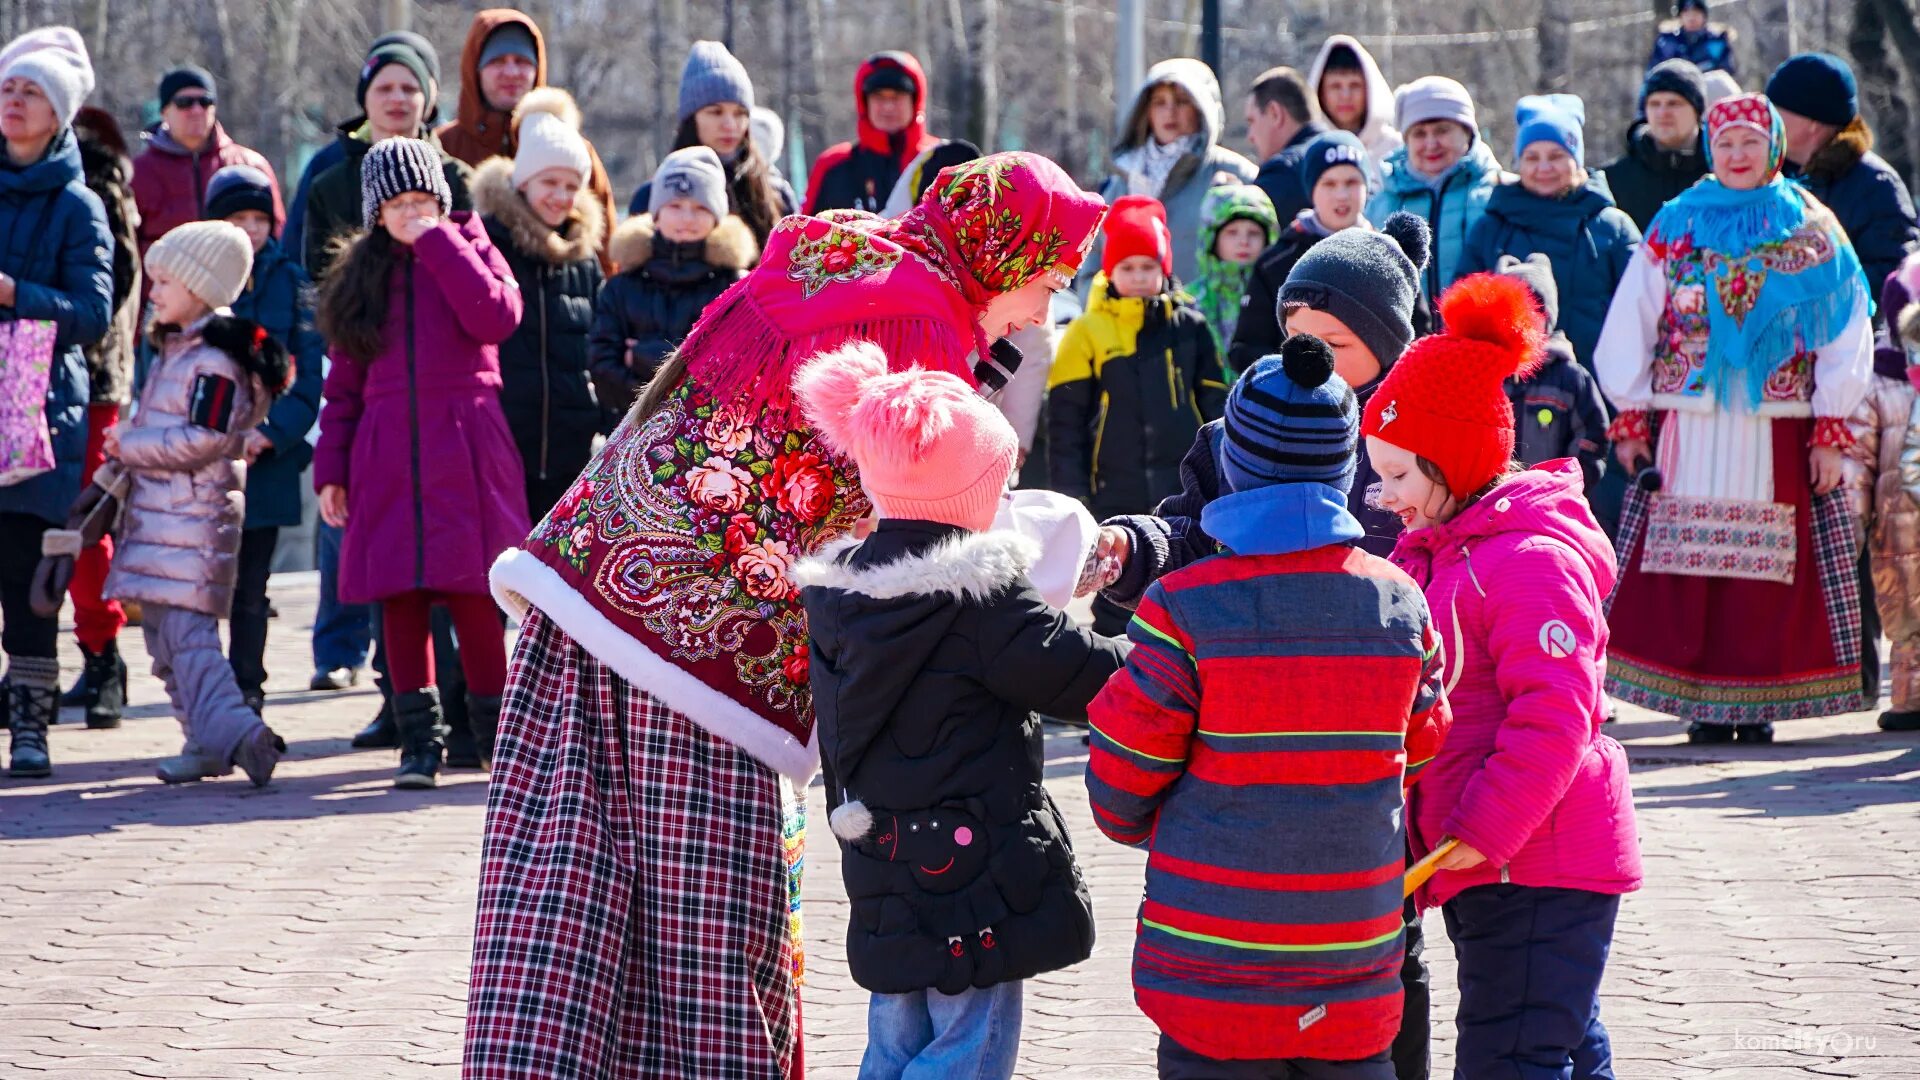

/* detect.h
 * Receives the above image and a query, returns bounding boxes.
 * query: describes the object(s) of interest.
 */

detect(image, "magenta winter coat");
[314,212,529,604]
[1389,459,1643,910]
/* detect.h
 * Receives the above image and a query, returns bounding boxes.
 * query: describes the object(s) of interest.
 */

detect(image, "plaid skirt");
[463,610,802,1079]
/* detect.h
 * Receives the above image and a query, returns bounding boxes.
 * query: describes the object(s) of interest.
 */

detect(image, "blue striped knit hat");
[1221,334,1358,494]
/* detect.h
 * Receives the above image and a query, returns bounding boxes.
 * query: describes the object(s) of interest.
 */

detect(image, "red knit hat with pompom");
[1359,274,1546,499]
[1101,194,1174,277]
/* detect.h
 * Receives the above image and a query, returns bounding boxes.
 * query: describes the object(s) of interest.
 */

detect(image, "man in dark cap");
[130,63,283,275]
[1600,59,1710,231]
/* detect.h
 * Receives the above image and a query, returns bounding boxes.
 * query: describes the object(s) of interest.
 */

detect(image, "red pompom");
[1436,273,1548,380]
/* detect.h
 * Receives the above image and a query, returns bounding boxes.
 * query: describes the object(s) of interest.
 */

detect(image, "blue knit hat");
[1298,130,1371,196]
[1221,334,1358,494]
[678,40,753,124]
[1515,94,1586,166]
[1766,52,1858,127]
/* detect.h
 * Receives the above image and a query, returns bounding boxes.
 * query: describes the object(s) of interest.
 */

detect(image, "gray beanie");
[478,24,538,70]
[650,145,729,222]
[1278,212,1432,375]
[677,40,753,124]
[1394,75,1477,140]
[360,137,452,228]
[1495,253,1560,333]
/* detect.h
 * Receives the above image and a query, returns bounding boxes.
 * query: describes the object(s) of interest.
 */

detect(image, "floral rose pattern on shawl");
[529,380,868,717]
[786,223,904,300]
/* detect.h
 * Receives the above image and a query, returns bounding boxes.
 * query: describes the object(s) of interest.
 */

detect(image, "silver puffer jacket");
[1845,372,1920,711]
[104,313,268,619]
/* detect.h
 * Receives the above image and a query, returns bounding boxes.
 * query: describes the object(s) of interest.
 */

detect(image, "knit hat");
[371,31,441,85]
[1222,334,1359,495]
[1101,194,1173,277]
[1394,76,1476,139]
[1677,0,1710,14]
[795,340,1018,532]
[1279,211,1431,377]
[358,39,437,115]
[478,23,538,69]
[360,137,452,228]
[203,164,278,225]
[677,40,753,124]
[1702,69,1742,106]
[863,63,918,98]
[1766,52,1858,127]
[0,26,94,129]
[1495,253,1559,332]
[1299,130,1372,195]
[1359,274,1546,500]
[157,64,213,106]
[510,87,590,188]
[1514,93,1586,166]
[649,145,729,221]
[1641,58,1707,118]
[145,220,254,311]
[751,106,785,166]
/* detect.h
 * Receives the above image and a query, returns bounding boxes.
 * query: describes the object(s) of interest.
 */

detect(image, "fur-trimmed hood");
[1805,115,1872,184]
[470,155,605,266]
[794,529,1038,604]
[608,211,757,274]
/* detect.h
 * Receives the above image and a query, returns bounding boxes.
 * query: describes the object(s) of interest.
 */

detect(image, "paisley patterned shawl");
[1645,94,1865,408]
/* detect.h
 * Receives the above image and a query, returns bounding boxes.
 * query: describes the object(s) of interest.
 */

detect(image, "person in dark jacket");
[1768,52,1920,293]
[628,41,797,247]
[1599,59,1709,232]
[792,342,1128,1079]
[302,37,472,282]
[59,105,138,729]
[1459,96,1641,372]
[1647,0,1738,76]
[0,31,114,778]
[205,166,323,715]
[1495,254,1609,490]
[803,51,942,214]
[1243,66,1327,227]
[590,146,754,417]
[472,88,605,521]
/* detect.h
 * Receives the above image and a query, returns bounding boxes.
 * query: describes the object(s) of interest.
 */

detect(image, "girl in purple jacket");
[1361,274,1643,1079]
[314,138,528,789]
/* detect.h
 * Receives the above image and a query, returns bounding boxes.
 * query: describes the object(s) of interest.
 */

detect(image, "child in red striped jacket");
[1086,334,1451,1079]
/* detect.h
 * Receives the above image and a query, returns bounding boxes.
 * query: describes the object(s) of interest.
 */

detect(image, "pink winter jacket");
[1389,459,1643,909]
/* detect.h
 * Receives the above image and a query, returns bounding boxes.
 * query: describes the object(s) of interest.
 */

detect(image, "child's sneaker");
[234,725,287,787]
[155,748,232,784]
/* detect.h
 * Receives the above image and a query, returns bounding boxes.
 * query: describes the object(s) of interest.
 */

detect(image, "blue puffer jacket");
[231,238,323,529]
[0,130,112,524]
[1367,140,1504,301]
[1458,178,1641,371]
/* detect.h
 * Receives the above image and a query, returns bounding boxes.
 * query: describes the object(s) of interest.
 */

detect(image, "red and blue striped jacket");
[1086,543,1450,1062]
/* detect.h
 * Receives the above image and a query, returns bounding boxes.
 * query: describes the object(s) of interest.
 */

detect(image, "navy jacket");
[0,129,112,524]
[231,239,323,529]
[1646,24,1737,75]
[1508,332,1610,492]
[1251,121,1330,229]
[1598,122,1708,233]
[1459,179,1641,372]
[1785,118,1920,298]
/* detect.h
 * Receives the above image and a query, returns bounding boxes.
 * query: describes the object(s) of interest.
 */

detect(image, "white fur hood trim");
[792,530,1040,604]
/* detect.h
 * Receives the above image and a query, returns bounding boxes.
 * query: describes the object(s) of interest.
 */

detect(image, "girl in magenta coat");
[1362,275,1642,1079]
[314,138,527,789]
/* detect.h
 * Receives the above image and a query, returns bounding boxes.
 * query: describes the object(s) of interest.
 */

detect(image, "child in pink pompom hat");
[792,341,1129,1080]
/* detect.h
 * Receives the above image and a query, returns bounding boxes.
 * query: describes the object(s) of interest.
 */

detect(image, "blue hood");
[0,128,82,197]
[1482,177,1617,240]
[1202,481,1363,556]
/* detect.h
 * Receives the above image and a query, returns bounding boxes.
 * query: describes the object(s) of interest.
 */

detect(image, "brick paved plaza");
[2,575,1918,1077]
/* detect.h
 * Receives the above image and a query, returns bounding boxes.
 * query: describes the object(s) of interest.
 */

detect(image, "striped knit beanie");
[1221,334,1358,495]
[360,137,451,228]
[145,220,255,311]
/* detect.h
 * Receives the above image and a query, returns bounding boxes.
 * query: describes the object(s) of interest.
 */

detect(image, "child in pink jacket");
[1360,274,1643,1078]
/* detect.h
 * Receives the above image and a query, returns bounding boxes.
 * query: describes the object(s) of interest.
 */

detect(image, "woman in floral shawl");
[1594,94,1872,744]
[464,152,1106,1080]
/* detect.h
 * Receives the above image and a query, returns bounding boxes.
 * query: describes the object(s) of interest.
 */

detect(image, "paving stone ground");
[2,574,1918,1077]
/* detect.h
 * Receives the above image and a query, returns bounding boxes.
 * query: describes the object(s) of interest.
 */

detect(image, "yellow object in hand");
[1404,838,1461,898]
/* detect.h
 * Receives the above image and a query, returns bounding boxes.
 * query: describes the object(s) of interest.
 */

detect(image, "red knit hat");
[1101,194,1173,277]
[1359,274,1546,500]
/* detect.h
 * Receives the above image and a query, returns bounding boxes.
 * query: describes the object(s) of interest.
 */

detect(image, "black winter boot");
[351,695,398,749]
[392,689,446,790]
[7,658,58,778]
[60,641,129,728]
[468,693,503,771]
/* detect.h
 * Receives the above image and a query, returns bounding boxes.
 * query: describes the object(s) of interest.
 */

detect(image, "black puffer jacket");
[1598,121,1708,233]
[587,213,755,417]
[796,522,1130,995]
[473,158,606,508]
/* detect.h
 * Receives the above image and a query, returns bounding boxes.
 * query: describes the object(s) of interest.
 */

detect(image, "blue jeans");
[860,981,1023,1080]
[311,522,371,673]
[1443,884,1620,1080]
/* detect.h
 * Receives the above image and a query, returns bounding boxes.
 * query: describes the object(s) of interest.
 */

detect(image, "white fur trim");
[489,549,821,782]
[790,530,1039,603]
[829,799,874,842]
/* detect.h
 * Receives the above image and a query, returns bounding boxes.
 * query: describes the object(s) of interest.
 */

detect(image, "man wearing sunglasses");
[131,64,283,277]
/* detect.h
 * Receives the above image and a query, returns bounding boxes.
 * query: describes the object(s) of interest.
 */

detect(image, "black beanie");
[158,65,214,106]
[369,31,441,85]
[1639,59,1707,119]
[203,164,278,225]
[357,41,437,117]
[1278,212,1431,374]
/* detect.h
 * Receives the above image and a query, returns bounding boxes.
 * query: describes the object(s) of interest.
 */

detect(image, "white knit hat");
[145,220,254,311]
[511,87,591,189]
[0,26,95,129]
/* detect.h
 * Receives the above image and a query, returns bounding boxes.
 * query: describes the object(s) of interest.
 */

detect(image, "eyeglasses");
[168,94,215,110]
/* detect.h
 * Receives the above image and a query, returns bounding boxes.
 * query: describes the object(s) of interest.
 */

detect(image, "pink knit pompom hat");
[795,340,1017,532]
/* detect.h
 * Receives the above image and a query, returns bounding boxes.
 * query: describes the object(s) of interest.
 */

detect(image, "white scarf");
[1119,134,1197,199]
